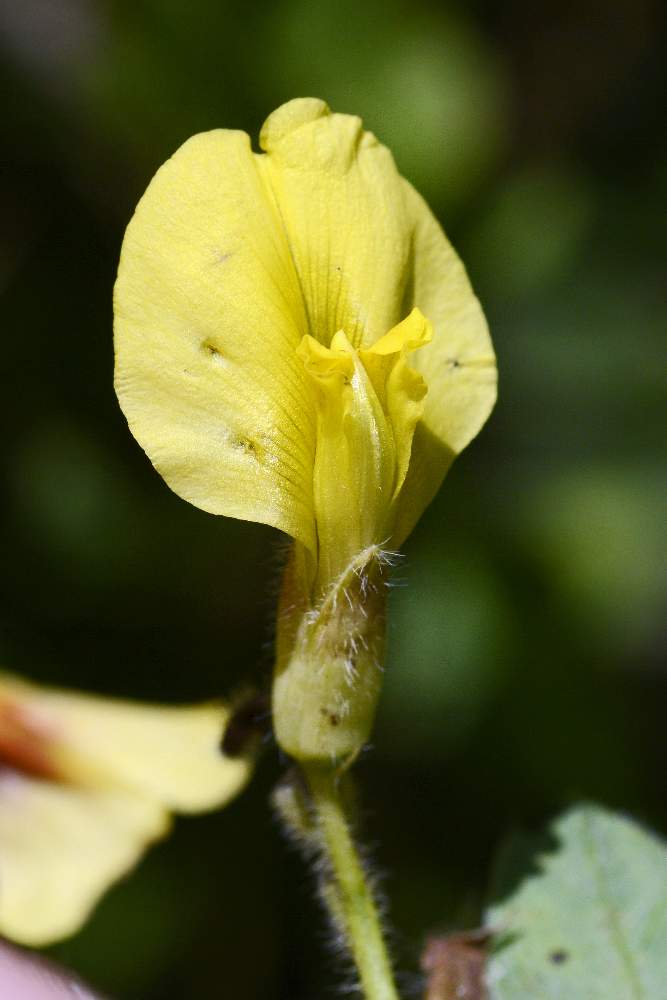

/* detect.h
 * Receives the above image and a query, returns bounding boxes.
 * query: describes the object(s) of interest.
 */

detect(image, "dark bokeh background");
[1,1,665,996]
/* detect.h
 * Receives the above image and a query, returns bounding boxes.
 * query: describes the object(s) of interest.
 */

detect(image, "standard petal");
[259,99,412,351]
[392,181,497,545]
[0,773,168,946]
[114,128,317,551]
[0,675,253,813]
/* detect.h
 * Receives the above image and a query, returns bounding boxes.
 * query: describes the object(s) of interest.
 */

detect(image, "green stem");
[304,764,400,1000]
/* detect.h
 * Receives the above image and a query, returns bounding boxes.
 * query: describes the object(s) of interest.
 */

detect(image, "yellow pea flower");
[0,673,251,946]
[114,98,496,765]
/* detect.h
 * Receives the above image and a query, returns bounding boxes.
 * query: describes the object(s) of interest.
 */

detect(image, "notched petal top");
[114,97,496,558]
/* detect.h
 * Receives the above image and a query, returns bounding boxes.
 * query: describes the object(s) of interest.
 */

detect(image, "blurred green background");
[1,0,665,996]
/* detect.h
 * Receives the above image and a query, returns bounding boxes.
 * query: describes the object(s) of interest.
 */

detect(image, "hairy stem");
[303,764,400,1000]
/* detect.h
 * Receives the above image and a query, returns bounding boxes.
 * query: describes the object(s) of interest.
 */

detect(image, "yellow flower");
[114,98,496,764]
[0,673,251,946]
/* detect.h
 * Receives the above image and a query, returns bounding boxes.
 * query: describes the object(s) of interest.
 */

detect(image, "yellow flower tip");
[259,97,330,152]
[260,97,367,173]
[0,673,254,946]
[366,307,434,357]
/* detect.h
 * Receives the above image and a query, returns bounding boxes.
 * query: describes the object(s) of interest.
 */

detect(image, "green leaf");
[485,803,667,999]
